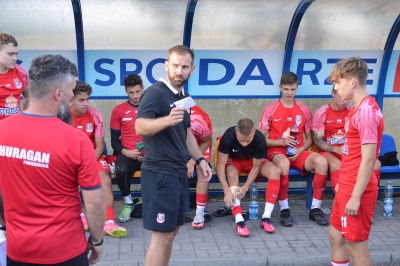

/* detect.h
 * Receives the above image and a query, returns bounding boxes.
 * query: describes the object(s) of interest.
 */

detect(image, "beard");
[168,73,190,88]
[57,102,72,125]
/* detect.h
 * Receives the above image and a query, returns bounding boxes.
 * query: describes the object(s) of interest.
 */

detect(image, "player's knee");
[276,159,290,171]
[115,163,129,177]
[329,159,341,171]
[314,155,328,172]
[266,165,281,179]
[100,171,112,188]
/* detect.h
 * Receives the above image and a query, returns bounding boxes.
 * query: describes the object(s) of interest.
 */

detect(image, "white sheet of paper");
[173,96,196,110]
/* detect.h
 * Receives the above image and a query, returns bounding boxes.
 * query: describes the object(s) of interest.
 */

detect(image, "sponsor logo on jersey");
[13,78,22,89]
[122,117,132,121]
[5,95,18,108]
[327,129,346,145]
[86,123,93,133]
[125,111,131,114]
[0,145,50,168]
[1,95,20,117]
[287,117,292,121]
[156,213,165,223]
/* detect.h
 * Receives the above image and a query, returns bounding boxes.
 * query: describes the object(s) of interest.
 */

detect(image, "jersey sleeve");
[218,130,232,155]
[90,107,105,138]
[355,98,383,145]
[76,135,102,190]
[253,131,266,159]
[137,88,161,119]
[298,104,313,133]
[191,113,210,139]
[110,106,121,131]
[16,64,29,88]
[312,105,327,131]
[259,103,277,131]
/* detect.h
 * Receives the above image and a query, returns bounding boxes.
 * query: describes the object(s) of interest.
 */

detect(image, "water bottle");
[383,181,394,218]
[286,124,299,157]
[249,183,259,220]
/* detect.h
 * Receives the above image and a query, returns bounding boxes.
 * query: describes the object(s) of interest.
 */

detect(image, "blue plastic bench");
[378,133,400,192]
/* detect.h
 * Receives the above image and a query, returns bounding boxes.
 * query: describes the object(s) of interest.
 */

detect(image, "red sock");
[106,206,115,221]
[313,173,328,200]
[278,174,289,200]
[331,259,349,266]
[196,193,208,207]
[330,170,340,194]
[266,179,280,204]
[232,206,243,217]
[374,169,380,182]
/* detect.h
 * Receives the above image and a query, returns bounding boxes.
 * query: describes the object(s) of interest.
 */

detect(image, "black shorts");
[7,250,88,266]
[141,169,187,232]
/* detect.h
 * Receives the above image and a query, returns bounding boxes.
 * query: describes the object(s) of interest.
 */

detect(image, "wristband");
[88,235,103,246]
[196,156,206,165]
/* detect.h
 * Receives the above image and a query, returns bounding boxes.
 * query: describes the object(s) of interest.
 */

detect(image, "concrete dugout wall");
[1,0,400,171]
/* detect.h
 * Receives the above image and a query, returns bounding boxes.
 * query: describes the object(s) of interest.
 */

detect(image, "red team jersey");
[339,96,384,195]
[110,101,142,150]
[190,105,213,161]
[259,100,312,155]
[312,103,352,158]
[70,106,104,149]
[0,65,29,120]
[0,113,101,264]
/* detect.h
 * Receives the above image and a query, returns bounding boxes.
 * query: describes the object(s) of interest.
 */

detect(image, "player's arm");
[188,133,212,171]
[110,129,123,154]
[94,136,105,160]
[136,107,186,136]
[299,131,313,152]
[259,129,288,148]
[345,143,377,215]
[216,152,236,207]
[312,130,342,154]
[186,129,212,181]
[237,158,263,199]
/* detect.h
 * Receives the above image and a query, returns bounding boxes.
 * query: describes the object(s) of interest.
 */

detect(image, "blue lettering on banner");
[120,59,142,85]
[237,59,273,85]
[16,49,395,98]
[146,58,165,84]
[199,59,235,85]
[94,58,116,86]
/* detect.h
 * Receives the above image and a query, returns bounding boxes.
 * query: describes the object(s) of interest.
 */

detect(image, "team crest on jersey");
[13,78,22,89]
[157,213,165,223]
[86,123,93,133]
[295,115,302,125]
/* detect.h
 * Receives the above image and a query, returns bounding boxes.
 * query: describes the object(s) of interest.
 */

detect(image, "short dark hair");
[328,57,368,86]
[29,54,78,99]
[73,81,92,96]
[236,118,255,136]
[124,74,143,89]
[280,72,298,86]
[0,33,18,50]
[168,45,194,64]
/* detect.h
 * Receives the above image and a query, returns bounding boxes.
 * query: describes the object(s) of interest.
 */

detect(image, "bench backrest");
[380,133,397,156]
